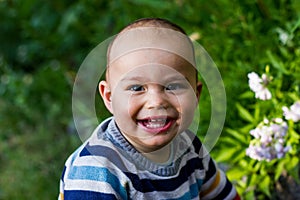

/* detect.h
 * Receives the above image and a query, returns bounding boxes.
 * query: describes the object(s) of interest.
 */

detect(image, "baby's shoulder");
[180,130,204,152]
[67,136,123,166]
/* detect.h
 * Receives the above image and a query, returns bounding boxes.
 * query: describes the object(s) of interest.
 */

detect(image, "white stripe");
[224,185,237,200]
[200,170,217,191]
[73,130,208,180]
[202,170,227,199]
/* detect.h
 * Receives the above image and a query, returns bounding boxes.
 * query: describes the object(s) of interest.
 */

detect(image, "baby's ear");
[99,81,113,114]
[196,81,202,101]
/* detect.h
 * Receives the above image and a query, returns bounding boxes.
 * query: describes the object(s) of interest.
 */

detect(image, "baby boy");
[59,18,240,200]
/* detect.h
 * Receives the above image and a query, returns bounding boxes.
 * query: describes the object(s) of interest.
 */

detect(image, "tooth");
[147,124,163,128]
[149,118,166,123]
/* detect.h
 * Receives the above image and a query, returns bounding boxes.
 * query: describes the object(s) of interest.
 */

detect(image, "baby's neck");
[142,143,171,164]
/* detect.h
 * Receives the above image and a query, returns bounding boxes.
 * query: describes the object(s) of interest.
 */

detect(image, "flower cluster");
[246,118,290,162]
[282,101,300,122]
[248,72,272,100]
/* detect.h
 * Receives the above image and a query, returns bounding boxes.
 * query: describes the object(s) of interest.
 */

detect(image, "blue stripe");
[165,179,203,200]
[124,157,204,192]
[68,166,127,199]
[61,166,66,182]
[64,190,117,200]
[192,179,203,198]
[80,144,128,172]
[76,135,208,194]
[80,142,206,193]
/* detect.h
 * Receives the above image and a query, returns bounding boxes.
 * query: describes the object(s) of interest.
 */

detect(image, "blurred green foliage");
[214,22,300,198]
[0,0,299,199]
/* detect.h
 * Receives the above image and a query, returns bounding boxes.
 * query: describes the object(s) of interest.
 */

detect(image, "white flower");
[274,117,283,124]
[248,72,272,100]
[246,118,289,161]
[246,145,274,162]
[249,127,261,139]
[276,28,289,45]
[254,88,272,101]
[246,145,265,161]
[263,118,270,124]
[282,101,300,122]
[250,125,272,144]
[279,32,289,45]
[269,119,288,139]
[274,142,290,159]
[248,72,261,90]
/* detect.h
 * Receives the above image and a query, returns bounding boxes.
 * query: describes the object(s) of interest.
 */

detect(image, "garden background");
[0,0,299,199]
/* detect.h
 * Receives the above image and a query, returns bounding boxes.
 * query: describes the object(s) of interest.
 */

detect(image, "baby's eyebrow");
[165,76,187,81]
[120,74,189,84]
[120,76,146,82]
[121,74,187,81]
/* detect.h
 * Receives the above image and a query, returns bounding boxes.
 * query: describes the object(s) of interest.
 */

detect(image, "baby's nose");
[145,87,168,109]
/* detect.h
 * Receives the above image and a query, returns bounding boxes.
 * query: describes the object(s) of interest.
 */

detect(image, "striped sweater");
[59,117,239,200]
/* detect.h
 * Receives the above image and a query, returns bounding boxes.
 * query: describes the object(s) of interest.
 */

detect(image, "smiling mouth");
[137,117,174,133]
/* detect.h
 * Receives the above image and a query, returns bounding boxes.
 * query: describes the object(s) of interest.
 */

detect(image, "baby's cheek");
[180,98,198,125]
[126,94,144,115]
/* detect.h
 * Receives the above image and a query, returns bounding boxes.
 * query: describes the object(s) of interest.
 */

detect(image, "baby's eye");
[128,85,145,91]
[165,83,186,90]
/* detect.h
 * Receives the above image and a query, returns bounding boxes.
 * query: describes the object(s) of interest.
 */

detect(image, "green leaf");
[244,191,255,200]
[225,128,247,143]
[227,166,245,180]
[254,103,260,122]
[214,147,238,162]
[266,50,290,75]
[239,91,254,99]
[236,103,254,123]
[290,129,300,141]
[240,124,255,134]
[291,156,300,168]
[275,160,285,180]
[248,173,258,187]
[291,17,300,33]
[239,159,250,169]
[258,176,271,197]
[232,148,247,163]
[253,161,262,173]
[288,92,300,102]
[291,163,300,183]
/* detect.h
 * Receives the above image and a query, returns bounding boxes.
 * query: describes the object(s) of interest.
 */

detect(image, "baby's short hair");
[106,18,196,80]
[119,18,187,35]
[107,18,192,64]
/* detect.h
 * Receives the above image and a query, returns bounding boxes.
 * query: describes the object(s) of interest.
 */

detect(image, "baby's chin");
[126,132,175,152]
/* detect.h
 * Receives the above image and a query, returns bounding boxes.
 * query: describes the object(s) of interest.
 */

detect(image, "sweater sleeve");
[58,147,128,200]
[200,157,240,200]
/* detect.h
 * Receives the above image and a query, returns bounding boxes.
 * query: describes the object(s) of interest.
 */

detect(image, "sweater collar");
[99,117,191,176]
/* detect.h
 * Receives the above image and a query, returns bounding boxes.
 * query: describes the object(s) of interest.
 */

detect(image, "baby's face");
[100,49,201,153]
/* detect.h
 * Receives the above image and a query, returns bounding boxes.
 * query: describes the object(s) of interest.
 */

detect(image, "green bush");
[213,18,300,199]
[0,0,299,199]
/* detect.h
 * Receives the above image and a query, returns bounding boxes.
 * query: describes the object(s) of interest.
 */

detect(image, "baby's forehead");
[107,49,197,85]
[107,27,195,68]
[113,48,192,66]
